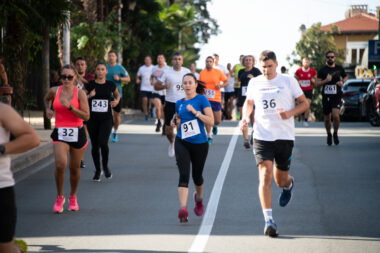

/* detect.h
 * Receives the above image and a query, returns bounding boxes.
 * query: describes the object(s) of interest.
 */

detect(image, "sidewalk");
[11,108,143,173]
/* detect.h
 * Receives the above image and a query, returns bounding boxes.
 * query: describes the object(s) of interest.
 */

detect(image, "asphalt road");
[13,120,380,253]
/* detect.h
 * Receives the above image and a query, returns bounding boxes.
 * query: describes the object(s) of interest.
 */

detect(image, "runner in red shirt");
[294,57,316,126]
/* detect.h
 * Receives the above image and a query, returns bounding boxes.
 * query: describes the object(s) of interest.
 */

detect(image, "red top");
[295,67,316,91]
[53,86,83,128]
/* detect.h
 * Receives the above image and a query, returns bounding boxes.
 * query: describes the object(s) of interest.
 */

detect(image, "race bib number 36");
[205,89,215,99]
[58,127,78,142]
[92,99,108,112]
[181,119,201,139]
[324,85,337,95]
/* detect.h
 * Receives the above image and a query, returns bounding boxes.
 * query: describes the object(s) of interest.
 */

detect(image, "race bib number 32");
[324,85,337,95]
[181,119,201,139]
[92,99,108,112]
[58,127,78,142]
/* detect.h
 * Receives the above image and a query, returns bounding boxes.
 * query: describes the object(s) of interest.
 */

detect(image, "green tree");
[287,23,345,120]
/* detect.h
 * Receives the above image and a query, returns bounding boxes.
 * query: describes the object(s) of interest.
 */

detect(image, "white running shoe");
[303,121,309,127]
[168,143,175,157]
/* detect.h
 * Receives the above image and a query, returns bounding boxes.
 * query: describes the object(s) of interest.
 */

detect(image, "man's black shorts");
[322,95,342,115]
[0,186,17,243]
[112,98,122,113]
[164,101,176,126]
[253,139,294,171]
[303,89,313,100]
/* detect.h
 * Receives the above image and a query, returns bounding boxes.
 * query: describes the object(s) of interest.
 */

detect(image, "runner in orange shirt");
[199,56,229,144]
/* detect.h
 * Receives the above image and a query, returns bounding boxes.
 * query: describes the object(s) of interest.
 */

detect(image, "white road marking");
[188,125,240,253]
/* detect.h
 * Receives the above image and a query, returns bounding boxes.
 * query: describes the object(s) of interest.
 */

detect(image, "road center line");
[188,125,240,253]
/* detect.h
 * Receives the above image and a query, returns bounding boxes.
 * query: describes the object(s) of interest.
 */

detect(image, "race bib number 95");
[58,127,78,142]
[181,119,201,139]
[92,99,108,112]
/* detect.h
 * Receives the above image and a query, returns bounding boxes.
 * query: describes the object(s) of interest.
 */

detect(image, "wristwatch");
[68,104,73,111]
[0,145,5,155]
[195,111,201,117]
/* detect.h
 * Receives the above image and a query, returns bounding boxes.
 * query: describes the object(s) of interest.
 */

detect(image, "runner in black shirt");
[237,55,261,148]
[316,50,347,146]
[84,62,120,181]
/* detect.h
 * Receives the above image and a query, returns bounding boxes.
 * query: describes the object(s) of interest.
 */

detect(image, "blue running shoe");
[212,126,218,135]
[264,219,278,237]
[208,137,213,144]
[145,115,149,121]
[279,177,294,207]
[112,133,119,143]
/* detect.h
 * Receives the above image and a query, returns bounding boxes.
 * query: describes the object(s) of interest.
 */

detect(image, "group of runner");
[0,48,348,252]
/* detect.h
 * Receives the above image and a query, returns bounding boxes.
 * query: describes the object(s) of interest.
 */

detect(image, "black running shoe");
[333,132,339,145]
[327,133,332,146]
[80,160,86,168]
[92,171,101,182]
[104,169,112,179]
[155,120,161,133]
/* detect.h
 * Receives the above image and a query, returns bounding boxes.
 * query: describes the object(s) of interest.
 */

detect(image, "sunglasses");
[326,56,335,59]
[60,75,74,80]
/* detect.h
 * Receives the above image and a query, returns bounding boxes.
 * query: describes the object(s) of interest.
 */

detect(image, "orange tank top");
[53,86,83,128]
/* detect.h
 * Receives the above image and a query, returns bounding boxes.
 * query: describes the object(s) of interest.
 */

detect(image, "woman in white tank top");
[0,103,39,252]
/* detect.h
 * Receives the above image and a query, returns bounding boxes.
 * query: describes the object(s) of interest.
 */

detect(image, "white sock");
[207,133,212,138]
[284,181,292,190]
[263,209,273,222]
[113,129,117,134]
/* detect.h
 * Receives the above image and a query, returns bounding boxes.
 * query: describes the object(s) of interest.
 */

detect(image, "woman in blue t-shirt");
[173,73,214,223]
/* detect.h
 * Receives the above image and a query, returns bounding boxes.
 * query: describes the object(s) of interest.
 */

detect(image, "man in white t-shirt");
[241,50,309,238]
[136,56,154,121]
[151,54,170,133]
[154,52,190,157]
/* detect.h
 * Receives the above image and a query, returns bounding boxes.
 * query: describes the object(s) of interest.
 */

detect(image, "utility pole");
[62,10,71,65]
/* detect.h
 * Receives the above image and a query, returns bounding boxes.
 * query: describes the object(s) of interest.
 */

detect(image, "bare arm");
[0,104,39,155]
[136,75,141,84]
[110,88,121,108]
[120,76,130,83]
[240,98,254,130]
[315,74,332,87]
[72,90,90,121]
[279,94,309,120]
[44,87,58,119]
[154,80,168,91]
[219,79,230,88]
[186,104,214,126]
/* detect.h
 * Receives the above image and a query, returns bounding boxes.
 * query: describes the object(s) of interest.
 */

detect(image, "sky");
[196,0,380,74]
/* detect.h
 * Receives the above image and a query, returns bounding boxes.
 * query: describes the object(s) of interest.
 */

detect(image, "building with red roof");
[321,5,379,69]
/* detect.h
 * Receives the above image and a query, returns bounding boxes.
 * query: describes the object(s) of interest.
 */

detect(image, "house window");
[359,48,365,64]
[351,49,357,64]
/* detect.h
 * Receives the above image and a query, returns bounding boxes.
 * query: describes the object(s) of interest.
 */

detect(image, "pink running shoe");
[69,195,79,211]
[193,192,204,216]
[53,196,65,213]
[178,207,189,223]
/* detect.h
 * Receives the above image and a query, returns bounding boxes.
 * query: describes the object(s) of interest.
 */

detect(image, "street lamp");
[178,18,206,51]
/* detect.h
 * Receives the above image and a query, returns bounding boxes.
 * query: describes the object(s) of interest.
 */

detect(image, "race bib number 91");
[324,85,337,95]
[205,89,215,99]
[58,127,78,142]
[181,119,201,139]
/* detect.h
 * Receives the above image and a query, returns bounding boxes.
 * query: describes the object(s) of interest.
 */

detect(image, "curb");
[11,142,53,174]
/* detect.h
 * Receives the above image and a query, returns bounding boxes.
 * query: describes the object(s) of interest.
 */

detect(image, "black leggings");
[87,118,113,172]
[0,186,17,243]
[175,137,209,188]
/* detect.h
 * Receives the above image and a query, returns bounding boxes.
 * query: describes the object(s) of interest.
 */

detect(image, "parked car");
[362,76,380,126]
[340,79,371,121]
